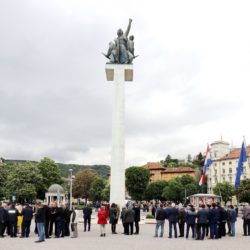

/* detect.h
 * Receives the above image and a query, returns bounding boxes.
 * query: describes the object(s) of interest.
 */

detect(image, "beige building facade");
[207,140,250,193]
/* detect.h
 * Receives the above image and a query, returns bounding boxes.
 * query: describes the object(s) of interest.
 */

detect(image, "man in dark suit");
[20,203,33,238]
[0,202,8,237]
[133,203,140,234]
[166,203,179,238]
[83,204,92,232]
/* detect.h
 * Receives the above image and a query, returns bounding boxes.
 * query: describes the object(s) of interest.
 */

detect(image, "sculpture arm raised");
[125,18,132,37]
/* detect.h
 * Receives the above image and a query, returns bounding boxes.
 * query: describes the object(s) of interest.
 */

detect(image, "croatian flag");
[234,141,247,189]
[199,145,212,186]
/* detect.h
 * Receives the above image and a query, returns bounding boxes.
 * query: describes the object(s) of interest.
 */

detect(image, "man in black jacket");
[154,204,166,237]
[35,202,46,243]
[133,203,140,234]
[21,203,33,238]
[0,202,7,237]
[196,204,209,240]
[8,203,19,237]
[83,204,92,232]
[166,203,179,238]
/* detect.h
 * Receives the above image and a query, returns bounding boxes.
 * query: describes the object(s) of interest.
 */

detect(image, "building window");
[229,177,232,183]
[214,163,217,167]
[215,177,218,183]
[214,169,217,174]
[222,162,225,166]
[222,169,225,174]
[229,168,232,174]
[223,177,225,182]
[229,161,232,165]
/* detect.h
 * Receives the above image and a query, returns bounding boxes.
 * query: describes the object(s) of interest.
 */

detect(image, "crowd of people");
[0,200,250,243]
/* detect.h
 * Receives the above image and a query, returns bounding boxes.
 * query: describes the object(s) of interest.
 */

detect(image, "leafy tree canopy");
[144,180,168,201]
[89,177,107,202]
[235,179,250,203]
[125,166,150,201]
[213,182,235,203]
[72,169,96,200]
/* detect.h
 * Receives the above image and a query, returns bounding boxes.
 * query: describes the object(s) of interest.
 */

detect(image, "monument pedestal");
[105,64,133,209]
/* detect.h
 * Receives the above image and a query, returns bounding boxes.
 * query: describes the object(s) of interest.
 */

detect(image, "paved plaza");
[1,220,249,250]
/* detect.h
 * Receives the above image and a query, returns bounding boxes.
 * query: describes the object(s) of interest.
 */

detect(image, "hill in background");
[4,159,110,179]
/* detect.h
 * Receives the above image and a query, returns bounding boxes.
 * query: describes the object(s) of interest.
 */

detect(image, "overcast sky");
[0,0,250,166]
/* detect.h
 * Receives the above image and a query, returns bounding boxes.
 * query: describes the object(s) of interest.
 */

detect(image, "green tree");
[102,184,110,202]
[72,169,96,203]
[213,182,235,203]
[162,180,183,202]
[235,179,250,203]
[0,164,11,199]
[125,166,150,200]
[37,157,63,198]
[5,163,43,202]
[144,180,168,201]
[193,152,205,167]
[162,175,199,203]
[89,177,106,202]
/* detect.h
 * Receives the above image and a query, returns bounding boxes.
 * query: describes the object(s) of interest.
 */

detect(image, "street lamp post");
[69,169,73,210]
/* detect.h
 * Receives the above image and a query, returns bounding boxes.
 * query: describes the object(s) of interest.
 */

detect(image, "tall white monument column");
[106,64,133,209]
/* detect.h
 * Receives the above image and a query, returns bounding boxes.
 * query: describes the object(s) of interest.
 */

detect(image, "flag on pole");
[234,141,247,189]
[199,145,212,186]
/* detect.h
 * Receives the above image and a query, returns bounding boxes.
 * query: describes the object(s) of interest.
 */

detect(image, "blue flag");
[234,141,247,188]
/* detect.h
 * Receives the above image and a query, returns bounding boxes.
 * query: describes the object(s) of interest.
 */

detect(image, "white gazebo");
[45,184,65,205]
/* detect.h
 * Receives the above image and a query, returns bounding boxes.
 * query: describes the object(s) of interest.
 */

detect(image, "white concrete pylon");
[105,64,133,210]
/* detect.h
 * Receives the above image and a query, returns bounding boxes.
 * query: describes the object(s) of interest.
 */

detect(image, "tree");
[37,157,63,199]
[235,179,250,203]
[162,180,183,202]
[0,164,11,199]
[89,177,107,202]
[213,182,235,203]
[72,169,96,203]
[125,166,150,200]
[193,152,205,167]
[102,184,110,202]
[162,175,199,203]
[5,163,43,202]
[144,180,168,201]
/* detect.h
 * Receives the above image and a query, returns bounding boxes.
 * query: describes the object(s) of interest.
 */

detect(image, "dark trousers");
[64,222,70,236]
[21,220,31,237]
[218,221,226,238]
[84,217,91,231]
[111,223,116,233]
[49,219,56,236]
[210,223,218,239]
[197,223,206,240]
[169,221,177,238]
[186,223,195,238]
[179,222,185,237]
[134,221,139,234]
[205,223,209,236]
[227,220,231,234]
[244,219,250,235]
[9,221,17,237]
[3,221,9,235]
[45,220,49,237]
[0,222,5,236]
[56,220,65,237]
[124,222,133,235]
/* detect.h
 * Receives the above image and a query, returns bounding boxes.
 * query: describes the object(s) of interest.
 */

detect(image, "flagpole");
[243,136,249,165]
